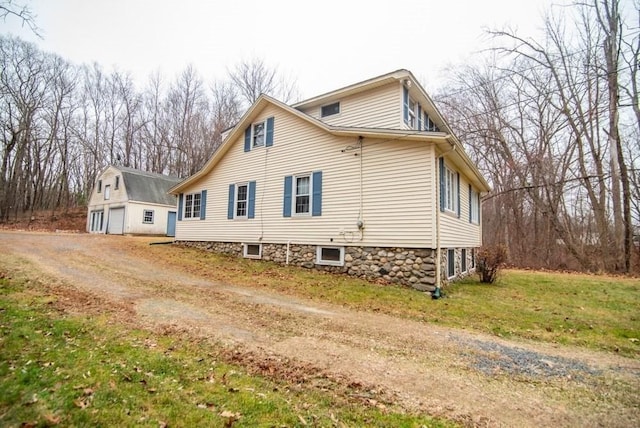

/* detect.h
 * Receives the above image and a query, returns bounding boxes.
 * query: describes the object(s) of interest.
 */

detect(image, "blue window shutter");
[248,181,256,219]
[227,184,235,219]
[178,193,183,221]
[266,117,274,147]
[200,190,207,220]
[244,126,251,152]
[312,171,322,217]
[283,176,292,217]
[456,172,461,218]
[418,103,422,129]
[439,157,445,212]
[468,184,472,223]
[403,86,409,124]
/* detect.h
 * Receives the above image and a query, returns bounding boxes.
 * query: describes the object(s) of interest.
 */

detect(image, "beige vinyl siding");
[176,105,437,248]
[439,172,482,248]
[300,83,402,129]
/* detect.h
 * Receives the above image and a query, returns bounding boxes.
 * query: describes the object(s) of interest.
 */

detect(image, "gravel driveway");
[1,231,638,427]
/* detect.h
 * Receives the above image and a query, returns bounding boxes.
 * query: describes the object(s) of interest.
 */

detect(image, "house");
[87,165,182,236]
[168,69,490,290]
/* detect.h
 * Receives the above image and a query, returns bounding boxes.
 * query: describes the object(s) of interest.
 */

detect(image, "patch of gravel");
[456,337,602,380]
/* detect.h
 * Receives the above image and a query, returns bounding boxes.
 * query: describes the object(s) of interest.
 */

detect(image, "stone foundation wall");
[177,241,475,291]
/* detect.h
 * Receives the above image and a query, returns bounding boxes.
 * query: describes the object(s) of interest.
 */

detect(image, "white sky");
[2,0,561,98]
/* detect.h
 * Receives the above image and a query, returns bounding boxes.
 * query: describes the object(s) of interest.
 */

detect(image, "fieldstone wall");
[178,241,438,291]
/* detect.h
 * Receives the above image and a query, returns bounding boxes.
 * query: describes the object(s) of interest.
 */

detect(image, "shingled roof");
[116,166,182,206]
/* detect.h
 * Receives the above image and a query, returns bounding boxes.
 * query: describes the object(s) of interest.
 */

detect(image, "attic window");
[115,176,120,189]
[321,102,340,117]
[97,180,102,193]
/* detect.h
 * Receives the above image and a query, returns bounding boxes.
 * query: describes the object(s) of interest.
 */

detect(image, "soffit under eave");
[434,140,491,192]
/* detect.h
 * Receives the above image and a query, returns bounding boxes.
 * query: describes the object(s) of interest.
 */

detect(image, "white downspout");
[286,240,291,265]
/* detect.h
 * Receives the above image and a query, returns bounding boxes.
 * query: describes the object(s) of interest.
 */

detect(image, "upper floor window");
[425,114,440,132]
[115,176,120,189]
[252,122,265,147]
[184,192,201,219]
[321,102,340,117]
[104,185,111,200]
[97,179,102,193]
[244,117,274,152]
[408,98,417,128]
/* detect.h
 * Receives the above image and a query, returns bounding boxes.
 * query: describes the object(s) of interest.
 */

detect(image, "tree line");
[1,0,638,274]
[0,34,297,222]
[438,0,639,273]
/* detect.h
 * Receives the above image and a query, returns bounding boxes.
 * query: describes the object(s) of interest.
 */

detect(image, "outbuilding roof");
[115,166,182,206]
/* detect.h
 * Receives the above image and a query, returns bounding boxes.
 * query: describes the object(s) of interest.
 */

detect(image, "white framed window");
[470,187,480,224]
[143,210,154,224]
[104,184,111,200]
[90,210,104,232]
[97,179,102,193]
[321,102,340,117]
[316,246,344,266]
[236,184,248,218]
[294,175,310,215]
[461,248,467,272]
[115,176,120,189]
[447,248,456,278]
[425,114,439,132]
[252,121,265,147]
[444,166,458,213]
[184,192,201,219]
[243,243,262,259]
[408,98,416,128]
[470,248,476,269]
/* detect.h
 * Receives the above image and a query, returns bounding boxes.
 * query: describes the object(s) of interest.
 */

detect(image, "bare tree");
[439,0,638,273]
[0,0,41,37]
[228,57,300,108]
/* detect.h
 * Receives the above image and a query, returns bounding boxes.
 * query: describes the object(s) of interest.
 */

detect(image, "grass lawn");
[0,275,452,427]
[139,242,640,359]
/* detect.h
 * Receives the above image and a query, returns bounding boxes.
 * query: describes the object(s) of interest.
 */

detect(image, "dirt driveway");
[1,232,638,427]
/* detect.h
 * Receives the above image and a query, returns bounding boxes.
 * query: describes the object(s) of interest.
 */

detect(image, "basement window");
[447,248,456,278]
[316,246,344,266]
[461,248,467,272]
[243,243,262,259]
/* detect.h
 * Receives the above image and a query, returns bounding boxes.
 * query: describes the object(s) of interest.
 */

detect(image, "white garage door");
[108,207,125,235]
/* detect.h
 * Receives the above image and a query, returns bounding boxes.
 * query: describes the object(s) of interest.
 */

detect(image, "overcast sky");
[3,0,565,98]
